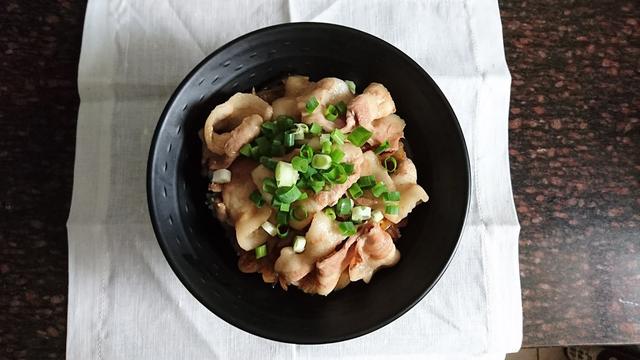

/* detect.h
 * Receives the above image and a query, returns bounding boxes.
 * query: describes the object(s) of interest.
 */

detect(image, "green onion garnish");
[385,204,400,215]
[342,162,354,175]
[384,156,398,173]
[348,183,363,198]
[298,191,309,200]
[261,121,276,136]
[336,197,352,216]
[324,207,337,220]
[291,156,309,173]
[351,206,371,222]
[338,221,357,236]
[256,136,270,155]
[371,181,388,198]
[357,175,376,189]
[311,154,332,170]
[290,205,308,221]
[375,140,390,154]
[324,104,339,121]
[330,148,345,163]
[292,236,306,253]
[300,144,314,160]
[276,115,294,131]
[345,80,356,95]
[309,122,322,135]
[321,167,337,183]
[275,161,299,187]
[280,202,291,212]
[276,211,289,225]
[239,143,252,157]
[270,141,285,157]
[250,190,264,208]
[309,178,325,193]
[305,96,319,114]
[262,177,277,194]
[293,123,309,140]
[333,165,348,184]
[276,224,289,238]
[275,185,302,204]
[255,244,267,259]
[383,191,401,201]
[321,141,332,154]
[283,131,295,147]
[335,101,347,115]
[371,210,384,222]
[330,129,345,145]
[347,126,373,147]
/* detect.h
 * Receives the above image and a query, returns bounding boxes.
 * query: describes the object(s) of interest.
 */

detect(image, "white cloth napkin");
[67,0,522,359]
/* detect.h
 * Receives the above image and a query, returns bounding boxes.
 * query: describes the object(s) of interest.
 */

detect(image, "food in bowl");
[199,76,428,295]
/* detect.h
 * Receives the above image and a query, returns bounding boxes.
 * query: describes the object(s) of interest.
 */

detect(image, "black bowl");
[147,23,469,344]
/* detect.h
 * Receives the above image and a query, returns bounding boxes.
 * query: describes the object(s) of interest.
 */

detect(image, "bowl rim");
[147,22,471,344]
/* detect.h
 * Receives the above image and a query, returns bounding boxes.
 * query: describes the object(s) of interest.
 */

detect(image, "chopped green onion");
[256,136,270,154]
[306,167,318,177]
[298,191,309,200]
[300,144,314,160]
[305,96,319,114]
[309,178,325,193]
[324,104,339,121]
[371,210,384,222]
[250,190,264,207]
[384,157,398,173]
[351,206,371,221]
[292,123,309,140]
[345,80,356,94]
[271,198,282,208]
[270,141,285,156]
[321,167,338,183]
[371,181,388,197]
[309,122,322,135]
[357,175,376,189]
[283,131,295,147]
[383,191,401,201]
[335,101,347,115]
[385,204,400,215]
[275,185,302,204]
[255,244,267,259]
[338,221,357,236]
[261,121,276,136]
[348,183,363,198]
[280,202,291,212]
[262,177,277,194]
[261,221,277,236]
[276,115,294,131]
[375,140,390,154]
[347,126,373,147]
[276,211,289,225]
[290,205,308,221]
[275,161,299,187]
[330,148,345,163]
[324,207,336,220]
[320,133,331,143]
[293,236,306,253]
[336,197,352,216]
[330,129,345,145]
[260,156,277,171]
[211,169,232,184]
[250,146,261,158]
[333,165,348,184]
[321,140,332,154]
[291,156,309,173]
[276,224,289,238]
[342,162,354,175]
[239,143,252,157]
[311,154,332,170]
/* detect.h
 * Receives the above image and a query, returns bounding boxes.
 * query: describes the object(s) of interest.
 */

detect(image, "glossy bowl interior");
[147,23,469,344]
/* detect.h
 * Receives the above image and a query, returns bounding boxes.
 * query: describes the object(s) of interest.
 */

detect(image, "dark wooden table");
[0,1,638,358]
